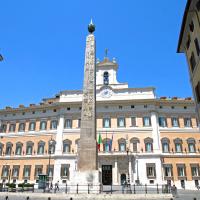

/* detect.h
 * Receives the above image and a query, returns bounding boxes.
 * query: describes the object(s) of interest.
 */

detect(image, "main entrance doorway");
[102,165,112,185]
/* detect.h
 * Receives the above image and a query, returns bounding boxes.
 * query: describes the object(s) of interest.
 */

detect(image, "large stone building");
[177,0,200,124]
[0,55,200,189]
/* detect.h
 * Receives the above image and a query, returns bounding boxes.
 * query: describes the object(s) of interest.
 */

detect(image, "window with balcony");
[46,165,54,178]
[1,165,9,178]
[103,138,111,152]
[29,122,35,131]
[15,142,23,155]
[118,138,126,152]
[187,138,196,153]
[12,166,19,178]
[37,141,45,155]
[172,117,179,127]
[63,139,72,153]
[34,165,43,179]
[184,118,191,127]
[40,121,47,130]
[23,165,31,179]
[191,164,199,177]
[161,138,170,153]
[164,165,172,178]
[64,119,72,129]
[174,138,182,153]
[18,123,25,132]
[177,164,186,177]
[5,142,12,155]
[146,163,156,178]
[103,118,111,128]
[50,120,58,130]
[143,117,151,127]
[117,117,125,127]
[9,124,16,132]
[159,117,167,127]
[144,137,153,152]
[26,141,33,155]
[61,164,70,179]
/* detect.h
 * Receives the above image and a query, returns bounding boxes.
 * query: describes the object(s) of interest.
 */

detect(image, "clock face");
[101,88,112,98]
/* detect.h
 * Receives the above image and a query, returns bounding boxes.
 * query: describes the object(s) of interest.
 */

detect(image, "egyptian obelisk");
[77,20,98,171]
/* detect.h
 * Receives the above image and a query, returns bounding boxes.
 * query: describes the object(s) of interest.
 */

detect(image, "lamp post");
[135,154,140,185]
[48,138,54,191]
[126,148,132,193]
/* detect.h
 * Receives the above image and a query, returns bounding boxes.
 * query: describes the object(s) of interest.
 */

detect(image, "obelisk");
[77,20,98,171]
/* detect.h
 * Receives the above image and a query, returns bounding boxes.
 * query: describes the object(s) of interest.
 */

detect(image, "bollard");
[70,198,73,200]
[26,197,30,200]
[5,196,8,200]
[48,197,51,200]
[193,198,197,200]
[170,198,173,200]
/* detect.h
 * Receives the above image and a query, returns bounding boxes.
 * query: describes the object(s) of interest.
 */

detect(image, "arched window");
[63,139,72,153]
[48,140,56,154]
[174,138,182,153]
[103,71,109,85]
[75,138,80,153]
[37,141,45,154]
[118,138,126,152]
[187,138,196,153]
[130,137,140,152]
[18,123,25,132]
[102,138,112,152]
[5,142,12,155]
[15,142,23,155]
[26,141,34,155]
[144,137,153,152]
[40,121,47,130]
[161,137,170,153]
[50,120,58,130]
[29,122,36,131]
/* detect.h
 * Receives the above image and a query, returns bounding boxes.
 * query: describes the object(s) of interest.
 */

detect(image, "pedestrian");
[50,182,53,190]
[171,184,177,198]
[56,181,59,191]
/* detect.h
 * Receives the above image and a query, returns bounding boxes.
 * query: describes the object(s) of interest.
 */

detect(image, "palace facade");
[0,57,200,189]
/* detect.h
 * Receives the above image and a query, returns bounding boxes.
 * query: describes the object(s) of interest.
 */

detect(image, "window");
[130,137,139,152]
[177,165,185,177]
[61,164,70,179]
[5,142,12,155]
[187,138,196,153]
[64,119,72,129]
[1,165,9,178]
[29,122,35,131]
[49,140,56,154]
[164,165,172,177]
[143,117,151,127]
[0,143,3,156]
[184,118,191,127]
[118,138,126,152]
[46,165,54,178]
[191,164,199,177]
[186,35,191,49]
[159,117,167,127]
[75,139,80,153]
[12,166,20,178]
[174,138,182,153]
[37,141,45,155]
[63,139,72,153]
[23,165,31,179]
[18,123,25,132]
[26,141,33,155]
[117,117,125,127]
[78,119,81,128]
[40,121,47,130]
[146,163,156,178]
[189,21,194,32]
[195,82,200,103]
[144,137,153,152]
[34,165,43,179]
[171,117,179,127]
[103,71,109,85]
[15,142,22,155]
[1,124,7,133]
[103,118,111,128]
[131,117,136,127]
[161,138,170,153]
[190,52,196,72]
[194,38,200,56]
[50,120,58,130]
[103,138,111,152]
[9,124,16,132]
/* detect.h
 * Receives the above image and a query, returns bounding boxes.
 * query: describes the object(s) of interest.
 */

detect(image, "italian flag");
[97,133,102,151]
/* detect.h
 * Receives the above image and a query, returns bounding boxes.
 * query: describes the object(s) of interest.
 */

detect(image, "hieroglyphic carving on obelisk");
[77,20,97,171]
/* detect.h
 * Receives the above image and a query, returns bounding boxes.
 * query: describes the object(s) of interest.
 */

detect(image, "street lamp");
[135,154,140,185]
[48,138,54,191]
[126,148,132,193]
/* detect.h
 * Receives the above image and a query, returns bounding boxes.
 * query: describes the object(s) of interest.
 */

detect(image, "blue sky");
[0,0,189,108]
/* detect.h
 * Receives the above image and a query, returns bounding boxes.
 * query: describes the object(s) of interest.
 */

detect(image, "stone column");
[151,112,161,153]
